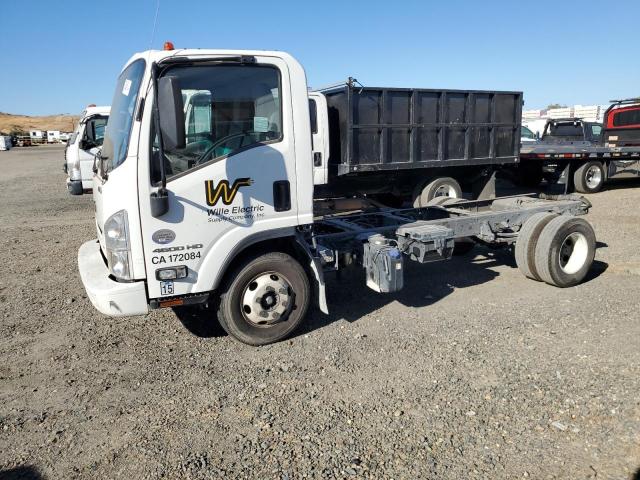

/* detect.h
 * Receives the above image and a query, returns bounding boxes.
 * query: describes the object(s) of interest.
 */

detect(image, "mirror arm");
[150,63,169,218]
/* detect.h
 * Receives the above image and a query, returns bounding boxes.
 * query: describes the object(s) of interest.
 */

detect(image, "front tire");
[573,161,605,194]
[217,252,310,345]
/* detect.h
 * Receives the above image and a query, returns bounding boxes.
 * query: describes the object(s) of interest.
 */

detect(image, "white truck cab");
[65,105,110,194]
[78,46,597,346]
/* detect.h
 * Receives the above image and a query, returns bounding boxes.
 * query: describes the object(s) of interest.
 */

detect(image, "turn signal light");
[155,265,188,280]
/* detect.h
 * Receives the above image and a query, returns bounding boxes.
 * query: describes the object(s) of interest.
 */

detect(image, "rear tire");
[515,212,558,281]
[534,216,596,287]
[413,177,462,207]
[217,252,310,345]
[573,161,604,193]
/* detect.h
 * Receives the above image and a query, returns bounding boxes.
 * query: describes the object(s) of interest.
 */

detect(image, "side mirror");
[157,76,185,150]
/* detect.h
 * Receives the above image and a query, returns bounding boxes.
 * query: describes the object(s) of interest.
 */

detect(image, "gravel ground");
[1,145,639,480]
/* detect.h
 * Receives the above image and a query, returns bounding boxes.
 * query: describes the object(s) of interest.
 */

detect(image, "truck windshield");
[152,64,281,182]
[104,59,145,172]
[548,123,582,137]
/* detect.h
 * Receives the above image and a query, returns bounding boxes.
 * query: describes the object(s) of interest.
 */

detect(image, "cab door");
[138,57,306,300]
[309,92,329,185]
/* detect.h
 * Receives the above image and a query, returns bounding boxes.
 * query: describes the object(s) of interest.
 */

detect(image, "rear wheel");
[573,161,604,193]
[534,216,596,287]
[515,212,558,281]
[217,252,310,345]
[413,177,462,207]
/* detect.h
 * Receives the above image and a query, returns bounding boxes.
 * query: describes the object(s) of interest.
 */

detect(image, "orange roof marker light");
[163,41,175,51]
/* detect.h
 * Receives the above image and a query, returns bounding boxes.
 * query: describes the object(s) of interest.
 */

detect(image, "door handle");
[273,180,291,212]
[314,152,322,167]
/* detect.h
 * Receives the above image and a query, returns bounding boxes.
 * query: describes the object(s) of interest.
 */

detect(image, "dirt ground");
[1,145,639,479]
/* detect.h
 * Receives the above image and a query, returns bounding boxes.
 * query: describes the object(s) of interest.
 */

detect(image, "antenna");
[149,0,160,49]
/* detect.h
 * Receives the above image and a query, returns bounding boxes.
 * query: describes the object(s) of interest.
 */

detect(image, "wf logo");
[204,178,253,206]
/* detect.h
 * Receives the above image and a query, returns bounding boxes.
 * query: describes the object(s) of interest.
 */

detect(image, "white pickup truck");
[64,105,110,194]
[78,46,597,345]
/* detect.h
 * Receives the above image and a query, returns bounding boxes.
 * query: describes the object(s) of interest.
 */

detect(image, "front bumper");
[67,179,83,195]
[78,240,148,317]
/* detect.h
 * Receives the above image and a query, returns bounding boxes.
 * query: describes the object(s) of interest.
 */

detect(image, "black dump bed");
[322,82,522,175]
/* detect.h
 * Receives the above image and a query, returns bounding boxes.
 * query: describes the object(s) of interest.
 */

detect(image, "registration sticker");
[122,79,132,96]
[160,280,174,296]
[253,116,269,132]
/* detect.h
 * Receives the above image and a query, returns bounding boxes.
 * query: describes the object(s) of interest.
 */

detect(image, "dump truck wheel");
[515,212,558,281]
[413,177,462,207]
[217,252,310,345]
[534,216,596,287]
[573,161,604,193]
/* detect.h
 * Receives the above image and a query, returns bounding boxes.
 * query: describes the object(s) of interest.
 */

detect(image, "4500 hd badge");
[152,244,203,265]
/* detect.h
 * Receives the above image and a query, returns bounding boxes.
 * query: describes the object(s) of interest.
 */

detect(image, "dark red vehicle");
[603,98,640,147]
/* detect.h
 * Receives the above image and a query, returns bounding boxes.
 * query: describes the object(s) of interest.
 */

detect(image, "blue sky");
[1,0,638,115]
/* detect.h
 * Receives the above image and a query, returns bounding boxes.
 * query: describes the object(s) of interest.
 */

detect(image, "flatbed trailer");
[519,143,640,193]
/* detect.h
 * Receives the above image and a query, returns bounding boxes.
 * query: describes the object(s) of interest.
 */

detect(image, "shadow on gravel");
[0,466,44,480]
[298,246,507,336]
[172,305,227,338]
[585,260,608,282]
[600,178,640,192]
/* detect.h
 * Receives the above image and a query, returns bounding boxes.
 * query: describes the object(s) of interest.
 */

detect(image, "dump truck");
[78,45,598,345]
[308,79,522,204]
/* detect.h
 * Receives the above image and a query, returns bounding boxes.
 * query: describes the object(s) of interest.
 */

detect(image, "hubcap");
[241,272,292,326]
[434,184,458,198]
[559,232,589,275]
[585,165,602,189]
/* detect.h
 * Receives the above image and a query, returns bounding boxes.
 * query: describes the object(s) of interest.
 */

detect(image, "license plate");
[160,280,174,296]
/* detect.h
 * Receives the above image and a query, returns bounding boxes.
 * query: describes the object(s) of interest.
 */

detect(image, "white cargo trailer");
[0,136,12,150]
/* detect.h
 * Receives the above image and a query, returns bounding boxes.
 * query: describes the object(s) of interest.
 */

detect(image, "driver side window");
[153,64,282,183]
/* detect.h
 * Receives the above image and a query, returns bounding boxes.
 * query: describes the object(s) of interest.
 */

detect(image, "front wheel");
[217,252,310,345]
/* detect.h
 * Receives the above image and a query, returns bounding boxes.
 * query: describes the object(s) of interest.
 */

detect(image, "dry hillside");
[0,112,80,134]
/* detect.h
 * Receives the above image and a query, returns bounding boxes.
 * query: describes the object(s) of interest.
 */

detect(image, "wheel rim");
[433,184,458,198]
[241,271,293,326]
[585,165,602,189]
[558,232,589,275]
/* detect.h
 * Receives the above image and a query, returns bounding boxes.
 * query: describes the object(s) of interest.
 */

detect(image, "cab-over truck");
[78,46,598,345]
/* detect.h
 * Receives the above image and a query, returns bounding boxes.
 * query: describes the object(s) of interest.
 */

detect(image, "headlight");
[104,210,132,280]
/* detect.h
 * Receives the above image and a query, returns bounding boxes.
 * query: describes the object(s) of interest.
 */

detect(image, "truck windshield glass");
[153,64,281,182]
[548,123,582,137]
[105,59,145,172]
